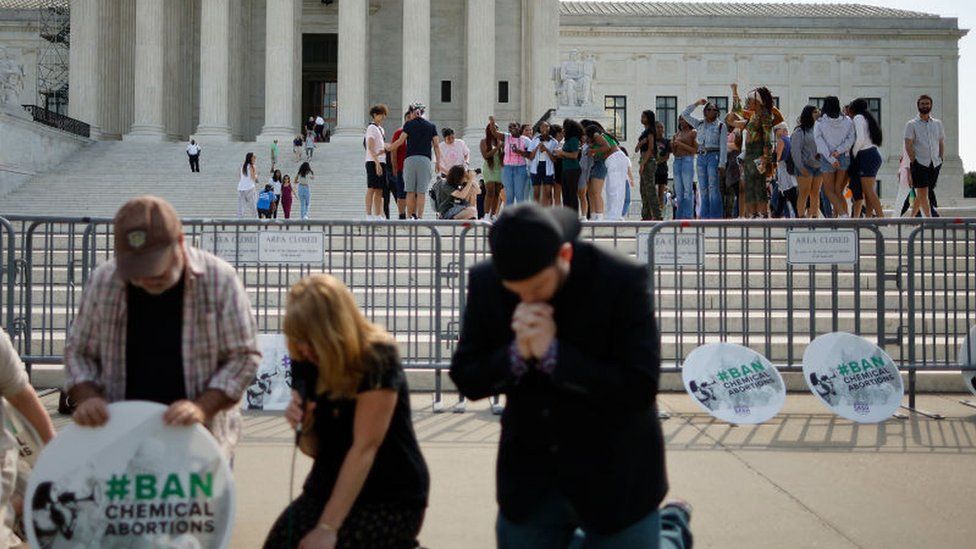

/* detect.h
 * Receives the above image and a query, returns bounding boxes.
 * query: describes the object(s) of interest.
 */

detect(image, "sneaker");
[662,499,693,524]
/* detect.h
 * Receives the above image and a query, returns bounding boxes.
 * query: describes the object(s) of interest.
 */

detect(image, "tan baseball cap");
[113,196,183,280]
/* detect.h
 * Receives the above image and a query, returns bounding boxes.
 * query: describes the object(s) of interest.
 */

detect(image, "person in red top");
[389,111,410,219]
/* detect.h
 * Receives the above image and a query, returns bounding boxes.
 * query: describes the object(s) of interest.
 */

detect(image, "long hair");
[822,96,841,119]
[297,162,313,178]
[484,123,499,169]
[850,98,883,147]
[581,119,605,133]
[242,153,253,176]
[753,87,774,115]
[796,105,817,132]
[563,118,584,141]
[642,110,658,142]
[283,274,394,398]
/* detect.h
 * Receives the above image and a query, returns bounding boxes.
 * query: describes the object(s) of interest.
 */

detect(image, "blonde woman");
[264,275,429,549]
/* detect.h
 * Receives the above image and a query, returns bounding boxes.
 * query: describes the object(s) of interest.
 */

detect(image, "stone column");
[401,0,430,116]
[125,0,167,140]
[258,0,300,142]
[96,0,121,139]
[68,0,101,138]
[940,53,964,200]
[195,0,232,140]
[462,0,495,143]
[521,0,559,122]
[333,0,368,139]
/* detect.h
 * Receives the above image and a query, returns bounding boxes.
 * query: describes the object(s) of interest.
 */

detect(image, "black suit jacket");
[449,241,667,534]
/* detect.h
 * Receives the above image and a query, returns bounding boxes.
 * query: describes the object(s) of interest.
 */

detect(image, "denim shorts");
[856,148,882,179]
[590,160,608,180]
[820,153,850,174]
[799,165,822,178]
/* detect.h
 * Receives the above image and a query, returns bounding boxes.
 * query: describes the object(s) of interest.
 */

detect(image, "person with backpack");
[364,104,389,220]
[681,99,728,218]
[257,184,276,219]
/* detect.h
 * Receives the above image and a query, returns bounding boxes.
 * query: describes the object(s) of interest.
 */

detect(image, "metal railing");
[0,216,972,416]
[21,105,91,138]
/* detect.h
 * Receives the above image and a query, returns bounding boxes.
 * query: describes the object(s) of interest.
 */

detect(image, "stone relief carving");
[553,49,597,108]
[0,46,26,106]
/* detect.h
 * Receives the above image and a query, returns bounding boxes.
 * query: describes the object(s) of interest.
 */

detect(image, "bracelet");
[316,522,337,533]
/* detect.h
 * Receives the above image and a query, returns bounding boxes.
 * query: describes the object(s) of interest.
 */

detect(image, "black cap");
[488,204,581,281]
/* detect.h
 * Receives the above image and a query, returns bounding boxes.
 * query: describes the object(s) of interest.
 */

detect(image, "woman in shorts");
[814,96,855,217]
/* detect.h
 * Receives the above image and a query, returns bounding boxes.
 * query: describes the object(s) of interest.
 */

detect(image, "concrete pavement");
[43,392,976,548]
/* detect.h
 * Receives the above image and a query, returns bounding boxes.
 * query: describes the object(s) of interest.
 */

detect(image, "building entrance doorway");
[302,33,337,137]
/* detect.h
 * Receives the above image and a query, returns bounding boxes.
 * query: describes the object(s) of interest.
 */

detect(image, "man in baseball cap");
[451,203,690,546]
[64,196,259,459]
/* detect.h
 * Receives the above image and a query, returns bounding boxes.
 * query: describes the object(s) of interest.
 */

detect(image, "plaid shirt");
[64,245,260,458]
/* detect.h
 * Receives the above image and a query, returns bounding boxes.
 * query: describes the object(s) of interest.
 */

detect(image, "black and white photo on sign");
[242,335,293,411]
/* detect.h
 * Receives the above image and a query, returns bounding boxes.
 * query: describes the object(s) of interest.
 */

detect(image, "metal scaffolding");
[35,0,69,114]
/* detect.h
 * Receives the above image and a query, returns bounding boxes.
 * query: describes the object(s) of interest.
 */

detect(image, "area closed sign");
[257,232,324,264]
[787,229,858,265]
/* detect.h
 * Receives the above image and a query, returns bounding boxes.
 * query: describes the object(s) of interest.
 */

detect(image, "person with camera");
[264,274,429,549]
[434,166,480,220]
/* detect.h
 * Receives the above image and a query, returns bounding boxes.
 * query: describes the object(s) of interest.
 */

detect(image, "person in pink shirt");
[437,128,470,175]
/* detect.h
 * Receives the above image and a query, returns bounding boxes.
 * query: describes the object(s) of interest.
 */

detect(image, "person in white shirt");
[437,128,470,175]
[304,132,315,161]
[269,169,283,218]
[364,104,389,220]
[850,98,884,218]
[315,115,326,141]
[905,94,945,218]
[186,139,201,173]
[238,152,258,217]
[814,96,855,217]
[0,326,55,546]
[527,121,560,206]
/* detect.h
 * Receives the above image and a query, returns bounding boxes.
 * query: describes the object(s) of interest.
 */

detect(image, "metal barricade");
[0,214,971,419]
[11,217,94,369]
[0,218,15,338]
[906,219,976,413]
[80,218,454,405]
[645,219,888,371]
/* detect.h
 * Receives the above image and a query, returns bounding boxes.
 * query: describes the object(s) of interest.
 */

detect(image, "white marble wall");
[0,109,90,195]
[559,26,965,200]
[0,10,42,108]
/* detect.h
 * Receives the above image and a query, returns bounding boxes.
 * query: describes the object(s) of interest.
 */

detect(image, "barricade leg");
[899,366,945,419]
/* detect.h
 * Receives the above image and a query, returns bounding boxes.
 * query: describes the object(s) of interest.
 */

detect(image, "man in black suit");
[450,204,691,548]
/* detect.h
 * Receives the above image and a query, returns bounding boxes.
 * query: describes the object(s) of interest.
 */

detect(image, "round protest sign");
[802,332,903,423]
[25,401,235,549]
[682,343,786,424]
[959,325,976,397]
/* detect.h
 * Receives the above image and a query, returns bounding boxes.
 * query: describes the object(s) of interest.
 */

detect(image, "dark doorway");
[302,33,338,135]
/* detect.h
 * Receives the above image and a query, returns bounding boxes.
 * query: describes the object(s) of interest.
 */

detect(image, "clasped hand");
[511,303,556,360]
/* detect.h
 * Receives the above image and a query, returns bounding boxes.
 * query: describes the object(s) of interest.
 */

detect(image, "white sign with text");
[199,232,259,263]
[257,232,324,264]
[638,231,704,266]
[787,229,858,265]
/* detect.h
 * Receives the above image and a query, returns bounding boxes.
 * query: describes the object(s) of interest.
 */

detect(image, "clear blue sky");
[588,0,973,171]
